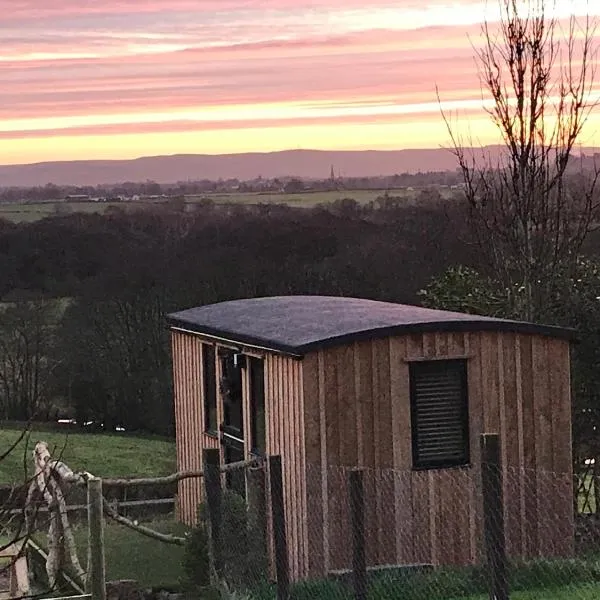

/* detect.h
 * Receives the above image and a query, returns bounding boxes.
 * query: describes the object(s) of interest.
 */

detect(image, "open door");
[219,349,246,497]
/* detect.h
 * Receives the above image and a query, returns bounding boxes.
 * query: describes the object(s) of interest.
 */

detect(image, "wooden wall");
[264,354,308,581]
[171,331,219,525]
[171,330,308,580]
[302,331,573,577]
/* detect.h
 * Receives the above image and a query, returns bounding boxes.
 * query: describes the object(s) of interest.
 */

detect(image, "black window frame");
[202,344,218,434]
[409,358,470,470]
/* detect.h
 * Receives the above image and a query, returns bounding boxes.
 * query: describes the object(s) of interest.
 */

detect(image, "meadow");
[0,187,431,222]
[0,426,176,482]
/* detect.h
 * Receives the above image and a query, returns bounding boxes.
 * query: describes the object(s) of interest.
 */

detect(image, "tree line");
[0,195,476,435]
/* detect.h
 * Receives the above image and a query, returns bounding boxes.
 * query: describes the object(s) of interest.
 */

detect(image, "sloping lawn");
[75,519,190,588]
[0,427,176,482]
[450,583,600,599]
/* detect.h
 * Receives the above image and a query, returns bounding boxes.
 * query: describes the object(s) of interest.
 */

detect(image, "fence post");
[269,455,289,600]
[204,448,222,582]
[247,460,267,555]
[349,469,367,600]
[87,476,106,600]
[481,433,509,600]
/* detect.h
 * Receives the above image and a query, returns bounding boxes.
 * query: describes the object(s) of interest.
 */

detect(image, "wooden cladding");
[171,327,573,582]
[264,354,307,581]
[302,331,573,577]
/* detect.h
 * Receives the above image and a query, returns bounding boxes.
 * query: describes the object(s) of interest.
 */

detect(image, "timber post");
[87,476,106,600]
[269,455,289,600]
[204,448,222,581]
[481,433,509,600]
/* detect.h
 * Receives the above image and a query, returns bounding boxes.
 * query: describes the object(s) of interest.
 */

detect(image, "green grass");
[185,188,421,207]
[450,583,600,599]
[29,518,189,589]
[0,187,456,222]
[0,427,176,483]
[76,518,189,588]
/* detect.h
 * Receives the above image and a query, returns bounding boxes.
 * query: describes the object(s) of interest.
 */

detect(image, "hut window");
[250,357,266,454]
[203,345,217,433]
[409,359,469,469]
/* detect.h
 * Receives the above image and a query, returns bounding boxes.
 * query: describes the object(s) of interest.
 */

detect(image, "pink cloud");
[2,1,599,161]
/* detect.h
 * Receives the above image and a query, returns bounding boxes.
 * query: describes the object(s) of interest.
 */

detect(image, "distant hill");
[0,146,596,187]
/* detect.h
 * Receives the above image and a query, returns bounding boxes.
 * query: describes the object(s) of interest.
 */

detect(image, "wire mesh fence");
[197,451,600,599]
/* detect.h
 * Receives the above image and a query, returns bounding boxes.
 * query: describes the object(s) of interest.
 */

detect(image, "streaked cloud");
[1,0,599,165]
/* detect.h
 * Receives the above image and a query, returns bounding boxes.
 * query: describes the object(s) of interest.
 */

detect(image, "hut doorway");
[219,349,246,496]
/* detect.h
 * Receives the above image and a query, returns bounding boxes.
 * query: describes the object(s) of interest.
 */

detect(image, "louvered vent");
[410,360,469,469]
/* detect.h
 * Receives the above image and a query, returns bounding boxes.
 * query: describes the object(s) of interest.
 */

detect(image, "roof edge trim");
[166,315,577,356]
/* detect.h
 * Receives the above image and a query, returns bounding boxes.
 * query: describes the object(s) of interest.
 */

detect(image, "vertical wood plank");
[519,335,537,556]
[550,339,574,557]
[501,333,522,558]
[302,353,324,577]
[325,347,344,570]
[354,344,365,468]
[466,332,482,562]
[355,341,376,565]
[532,336,552,557]
[318,350,330,574]
[389,337,413,564]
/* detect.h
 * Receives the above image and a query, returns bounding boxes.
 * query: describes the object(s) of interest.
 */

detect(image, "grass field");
[0,427,176,482]
[184,187,421,208]
[0,200,161,223]
[450,584,600,599]
[74,518,189,588]
[0,187,451,222]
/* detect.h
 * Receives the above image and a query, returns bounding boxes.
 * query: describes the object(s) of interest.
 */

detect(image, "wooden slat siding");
[324,347,344,570]
[369,341,381,566]
[502,333,522,557]
[435,334,455,565]
[532,336,553,557]
[449,333,472,565]
[265,351,276,581]
[519,335,537,556]
[264,354,307,581]
[297,363,310,578]
[299,330,571,579]
[482,332,501,433]
[423,334,440,566]
[318,350,330,574]
[172,333,183,522]
[294,359,308,578]
[551,339,574,557]
[336,344,355,571]
[374,338,396,564]
[406,333,430,564]
[497,333,511,563]
[412,470,432,564]
[338,344,357,466]
[389,336,413,564]
[354,344,365,468]
[355,341,377,565]
[465,332,482,562]
[514,334,526,557]
[171,332,204,525]
[301,353,324,578]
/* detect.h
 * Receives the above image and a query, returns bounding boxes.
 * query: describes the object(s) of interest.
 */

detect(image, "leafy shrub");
[183,488,269,595]
[181,519,210,590]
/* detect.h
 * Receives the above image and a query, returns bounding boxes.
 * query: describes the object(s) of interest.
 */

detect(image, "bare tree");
[441,0,600,320]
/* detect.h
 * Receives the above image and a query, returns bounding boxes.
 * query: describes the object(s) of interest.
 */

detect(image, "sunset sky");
[2,0,600,165]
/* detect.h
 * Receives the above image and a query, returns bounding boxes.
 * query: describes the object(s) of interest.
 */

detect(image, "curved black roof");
[166,295,575,356]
